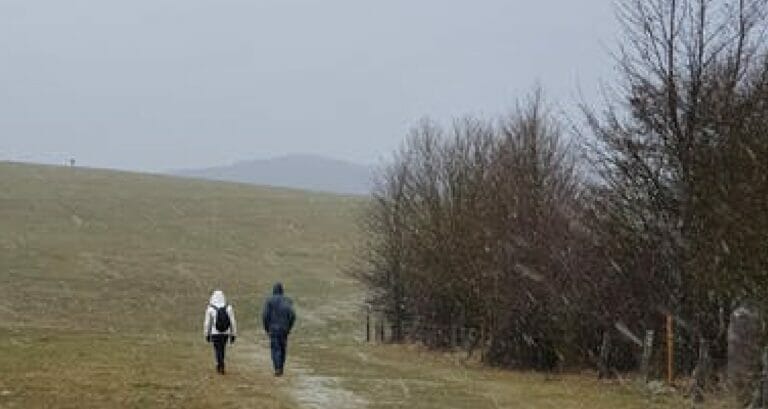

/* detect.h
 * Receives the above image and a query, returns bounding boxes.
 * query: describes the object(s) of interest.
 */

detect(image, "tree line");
[353,0,768,381]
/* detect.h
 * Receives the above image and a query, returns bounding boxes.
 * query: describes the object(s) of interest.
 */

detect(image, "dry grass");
[0,328,291,408]
[0,162,359,408]
[0,162,736,408]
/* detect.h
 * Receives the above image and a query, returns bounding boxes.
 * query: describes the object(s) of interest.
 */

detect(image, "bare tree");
[582,0,768,373]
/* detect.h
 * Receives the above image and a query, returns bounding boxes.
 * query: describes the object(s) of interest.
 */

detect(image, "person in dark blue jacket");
[262,282,296,376]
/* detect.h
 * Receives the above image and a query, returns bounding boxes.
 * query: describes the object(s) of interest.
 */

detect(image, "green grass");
[0,162,733,408]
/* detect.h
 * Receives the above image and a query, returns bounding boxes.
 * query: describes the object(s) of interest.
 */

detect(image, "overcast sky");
[1,0,617,172]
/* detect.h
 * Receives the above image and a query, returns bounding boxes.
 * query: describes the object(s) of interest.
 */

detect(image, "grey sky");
[1,0,617,172]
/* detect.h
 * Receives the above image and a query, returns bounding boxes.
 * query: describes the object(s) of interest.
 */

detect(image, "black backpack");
[212,305,231,332]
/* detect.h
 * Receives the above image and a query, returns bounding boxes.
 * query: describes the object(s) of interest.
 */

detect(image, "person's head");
[210,289,226,306]
[272,282,284,295]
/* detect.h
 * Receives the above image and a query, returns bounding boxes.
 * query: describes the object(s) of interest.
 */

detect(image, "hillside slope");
[0,162,363,408]
[0,162,728,409]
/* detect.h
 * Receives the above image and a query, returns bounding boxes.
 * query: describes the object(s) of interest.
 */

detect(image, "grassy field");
[0,162,732,408]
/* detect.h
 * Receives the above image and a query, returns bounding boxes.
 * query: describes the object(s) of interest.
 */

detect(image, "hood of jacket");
[210,290,227,307]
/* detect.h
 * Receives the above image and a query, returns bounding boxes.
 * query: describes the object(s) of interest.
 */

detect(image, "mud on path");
[287,293,369,409]
[239,337,367,409]
[286,363,368,409]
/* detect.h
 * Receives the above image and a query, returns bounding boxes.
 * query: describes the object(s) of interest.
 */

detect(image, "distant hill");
[170,154,373,195]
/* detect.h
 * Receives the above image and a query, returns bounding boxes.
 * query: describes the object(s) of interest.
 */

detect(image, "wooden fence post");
[480,327,486,361]
[467,328,477,351]
[749,347,768,409]
[761,347,768,409]
[598,331,612,379]
[691,338,710,405]
[641,330,655,382]
[366,311,371,343]
[666,314,674,385]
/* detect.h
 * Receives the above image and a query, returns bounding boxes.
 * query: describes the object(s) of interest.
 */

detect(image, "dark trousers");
[269,332,288,371]
[211,334,229,369]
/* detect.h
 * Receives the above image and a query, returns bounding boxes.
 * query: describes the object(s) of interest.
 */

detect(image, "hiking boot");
[274,369,283,377]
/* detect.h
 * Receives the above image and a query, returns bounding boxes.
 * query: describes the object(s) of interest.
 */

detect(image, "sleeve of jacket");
[262,300,271,333]
[227,305,237,336]
[203,306,211,337]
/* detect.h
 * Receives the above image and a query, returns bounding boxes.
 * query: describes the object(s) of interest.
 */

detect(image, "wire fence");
[361,308,768,406]
[362,311,486,351]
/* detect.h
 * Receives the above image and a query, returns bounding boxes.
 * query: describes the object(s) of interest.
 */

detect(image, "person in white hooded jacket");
[203,290,237,374]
